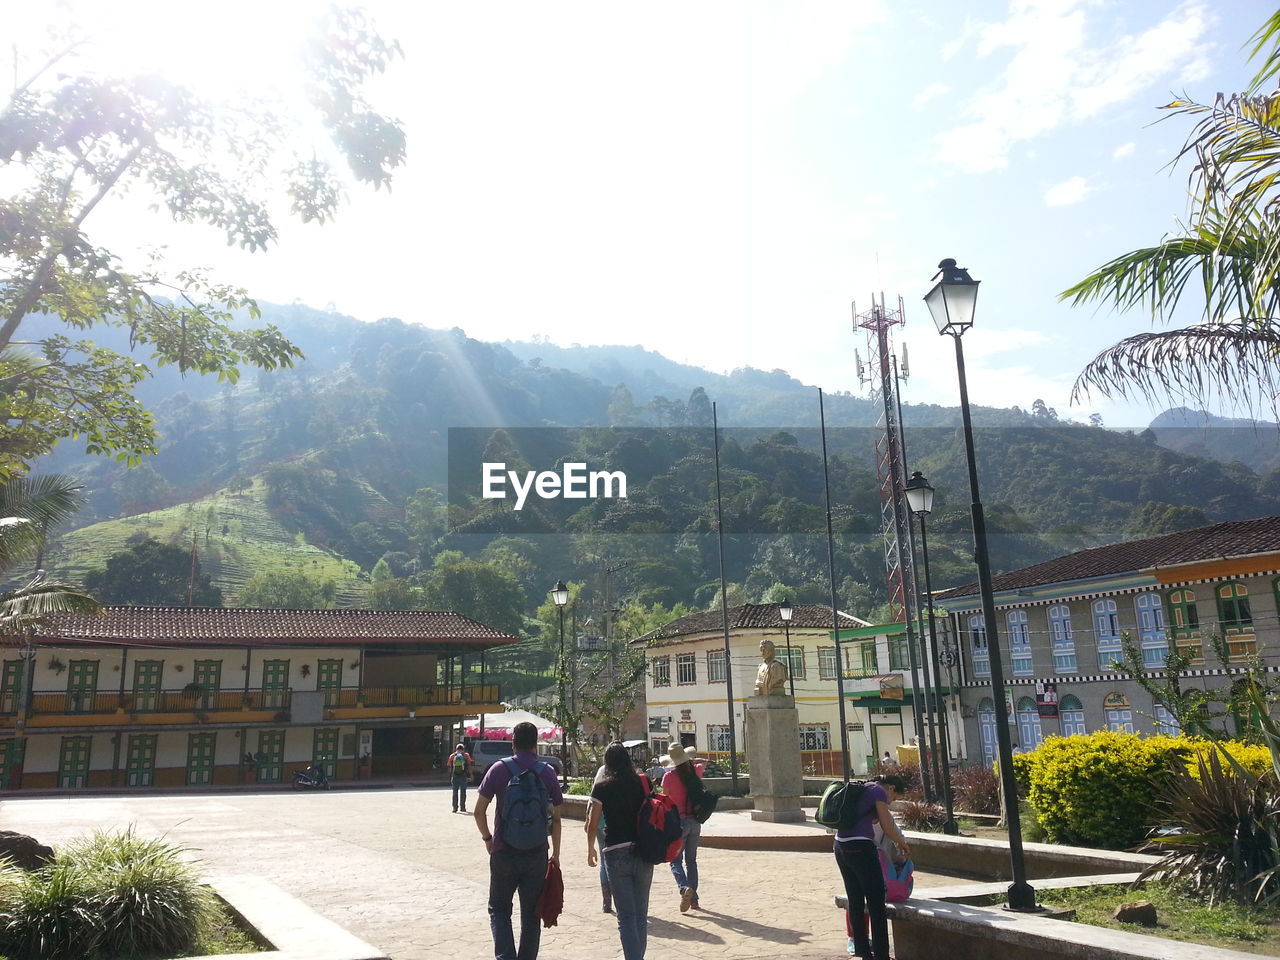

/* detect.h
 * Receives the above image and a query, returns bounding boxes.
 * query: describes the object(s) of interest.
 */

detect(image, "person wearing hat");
[446,742,472,813]
[661,743,706,912]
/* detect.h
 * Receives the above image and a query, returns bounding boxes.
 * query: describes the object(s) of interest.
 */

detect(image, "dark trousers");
[488,847,547,960]
[835,839,889,960]
[451,773,468,810]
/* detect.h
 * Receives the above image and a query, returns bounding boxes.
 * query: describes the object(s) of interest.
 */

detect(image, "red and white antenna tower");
[854,294,913,623]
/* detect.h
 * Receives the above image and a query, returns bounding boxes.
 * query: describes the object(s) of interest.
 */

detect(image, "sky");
[11,0,1277,429]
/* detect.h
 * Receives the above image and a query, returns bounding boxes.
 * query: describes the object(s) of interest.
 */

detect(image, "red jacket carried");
[535,858,563,927]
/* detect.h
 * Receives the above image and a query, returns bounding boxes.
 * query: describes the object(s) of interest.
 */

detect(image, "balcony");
[0,683,501,727]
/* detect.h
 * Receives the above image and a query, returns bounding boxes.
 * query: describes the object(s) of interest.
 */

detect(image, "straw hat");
[668,744,694,767]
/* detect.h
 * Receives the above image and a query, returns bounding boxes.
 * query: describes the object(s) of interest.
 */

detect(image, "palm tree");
[1062,11,1280,413]
[0,475,100,642]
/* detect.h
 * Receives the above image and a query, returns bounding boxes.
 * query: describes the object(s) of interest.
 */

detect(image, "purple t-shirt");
[835,782,887,842]
[478,750,565,852]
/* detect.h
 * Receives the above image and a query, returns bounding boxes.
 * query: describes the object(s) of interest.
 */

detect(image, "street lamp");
[778,597,795,699]
[552,580,569,786]
[924,259,1036,910]
[903,470,959,835]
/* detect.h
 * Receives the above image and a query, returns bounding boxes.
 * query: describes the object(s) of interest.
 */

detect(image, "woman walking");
[660,744,704,912]
[587,741,653,960]
[834,774,910,960]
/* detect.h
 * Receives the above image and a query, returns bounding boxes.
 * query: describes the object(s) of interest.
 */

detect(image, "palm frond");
[0,474,85,572]
[0,579,101,644]
[1071,319,1280,408]
[1249,10,1280,92]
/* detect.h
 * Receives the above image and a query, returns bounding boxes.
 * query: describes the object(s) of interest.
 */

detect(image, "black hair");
[600,740,640,788]
[876,774,908,794]
[512,721,538,750]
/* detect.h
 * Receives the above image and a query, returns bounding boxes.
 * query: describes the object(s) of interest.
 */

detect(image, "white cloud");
[913,82,951,108]
[1044,175,1092,206]
[935,0,1211,174]
[1112,142,1136,160]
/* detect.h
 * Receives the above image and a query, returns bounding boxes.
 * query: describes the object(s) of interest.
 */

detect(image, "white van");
[468,739,564,785]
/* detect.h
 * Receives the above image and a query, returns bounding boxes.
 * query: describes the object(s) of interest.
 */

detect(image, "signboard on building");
[648,716,669,734]
[1103,692,1131,709]
[1035,682,1059,719]
[878,674,904,700]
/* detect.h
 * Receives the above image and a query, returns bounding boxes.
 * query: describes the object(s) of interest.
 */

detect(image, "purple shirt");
[835,782,887,842]
[478,750,565,852]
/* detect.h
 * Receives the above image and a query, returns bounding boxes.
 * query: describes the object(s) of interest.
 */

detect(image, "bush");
[1014,731,1194,849]
[950,764,1000,815]
[1183,740,1274,781]
[896,799,946,831]
[565,777,593,796]
[0,828,216,960]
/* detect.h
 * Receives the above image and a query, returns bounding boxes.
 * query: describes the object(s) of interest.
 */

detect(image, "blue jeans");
[603,845,653,960]
[669,816,700,896]
[488,847,547,960]
[451,774,468,810]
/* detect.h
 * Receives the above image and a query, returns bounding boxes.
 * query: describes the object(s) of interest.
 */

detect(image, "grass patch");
[188,898,265,956]
[1044,883,1280,955]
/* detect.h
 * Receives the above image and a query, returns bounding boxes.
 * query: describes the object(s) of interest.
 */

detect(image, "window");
[317,659,343,706]
[132,660,163,711]
[261,659,289,709]
[1216,582,1256,658]
[651,656,670,687]
[969,615,989,678]
[1166,588,1202,662]
[1133,592,1167,667]
[67,660,98,712]
[1,660,24,713]
[798,724,831,750]
[1104,693,1133,733]
[706,724,732,752]
[707,649,727,683]
[780,645,806,680]
[1092,599,1121,668]
[313,728,338,778]
[676,654,697,685]
[818,646,838,680]
[1153,704,1180,736]
[125,733,156,787]
[1016,696,1043,750]
[192,660,221,709]
[187,732,216,786]
[887,636,909,671]
[1007,610,1032,676]
[58,735,92,789]
[1048,605,1077,673]
[977,697,997,767]
[1059,694,1086,736]
[255,729,285,783]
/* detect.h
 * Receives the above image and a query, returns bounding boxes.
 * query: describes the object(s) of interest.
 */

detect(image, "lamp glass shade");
[778,599,794,622]
[551,581,569,606]
[924,276,979,335]
[904,471,935,516]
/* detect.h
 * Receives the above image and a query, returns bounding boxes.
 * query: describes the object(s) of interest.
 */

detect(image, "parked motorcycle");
[292,762,331,790]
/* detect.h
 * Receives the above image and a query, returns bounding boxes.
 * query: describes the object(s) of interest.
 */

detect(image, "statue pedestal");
[746,693,804,823]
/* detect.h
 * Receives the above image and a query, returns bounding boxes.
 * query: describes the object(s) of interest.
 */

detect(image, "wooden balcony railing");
[4,683,501,718]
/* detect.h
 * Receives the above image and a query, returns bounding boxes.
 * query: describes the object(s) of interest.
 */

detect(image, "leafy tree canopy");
[84,535,222,606]
[237,568,336,609]
[0,6,405,478]
[419,555,526,636]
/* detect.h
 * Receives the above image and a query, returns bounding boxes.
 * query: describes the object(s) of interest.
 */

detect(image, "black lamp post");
[552,580,570,786]
[778,598,795,699]
[924,259,1036,910]
[904,470,959,835]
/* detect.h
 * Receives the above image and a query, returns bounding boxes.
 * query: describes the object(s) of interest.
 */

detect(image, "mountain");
[1148,407,1280,475]
[29,303,1280,621]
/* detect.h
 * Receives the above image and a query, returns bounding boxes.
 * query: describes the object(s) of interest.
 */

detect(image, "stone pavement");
[0,787,953,960]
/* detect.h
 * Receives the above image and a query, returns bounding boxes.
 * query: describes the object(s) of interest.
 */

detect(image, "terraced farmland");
[49,479,368,606]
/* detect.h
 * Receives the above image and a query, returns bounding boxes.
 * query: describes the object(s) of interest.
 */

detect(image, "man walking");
[448,743,473,813]
[474,721,564,960]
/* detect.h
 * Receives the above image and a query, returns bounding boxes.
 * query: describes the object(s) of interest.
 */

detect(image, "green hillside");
[50,478,367,606]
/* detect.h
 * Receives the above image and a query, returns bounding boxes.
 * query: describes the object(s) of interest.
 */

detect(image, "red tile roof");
[635,603,861,644]
[938,514,1280,601]
[32,607,522,648]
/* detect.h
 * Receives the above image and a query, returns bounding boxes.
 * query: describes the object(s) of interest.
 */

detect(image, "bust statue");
[754,639,789,696]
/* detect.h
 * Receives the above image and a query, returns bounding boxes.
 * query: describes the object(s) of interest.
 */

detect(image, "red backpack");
[635,784,684,864]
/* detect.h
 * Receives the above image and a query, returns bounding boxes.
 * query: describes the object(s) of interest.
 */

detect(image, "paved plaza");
[0,786,952,960]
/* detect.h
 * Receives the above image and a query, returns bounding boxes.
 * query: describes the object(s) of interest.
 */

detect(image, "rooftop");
[938,514,1280,602]
[31,606,523,649]
[635,602,863,644]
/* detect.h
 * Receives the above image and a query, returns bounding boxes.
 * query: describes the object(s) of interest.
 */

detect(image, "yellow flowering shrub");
[1012,731,1196,849]
[1183,740,1274,780]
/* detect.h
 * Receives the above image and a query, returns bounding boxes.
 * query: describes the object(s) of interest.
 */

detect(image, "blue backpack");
[499,758,551,850]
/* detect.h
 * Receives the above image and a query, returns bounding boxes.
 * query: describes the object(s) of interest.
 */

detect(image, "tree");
[237,569,336,609]
[1063,12,1280,413]
[0,7,405,478]
[84,535,222,606]
[0,475,100,640]
[419,555,525,636]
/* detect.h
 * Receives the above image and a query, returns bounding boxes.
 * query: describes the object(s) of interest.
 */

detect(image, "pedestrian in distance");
[448,742,473,813]
[660,743,705,913]
[834,774,910,960]
[588,761,613,913]
[474,722,564,960]
[587,740,654,960]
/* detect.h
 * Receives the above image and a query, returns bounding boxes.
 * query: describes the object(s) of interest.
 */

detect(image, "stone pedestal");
[746,693,804,823]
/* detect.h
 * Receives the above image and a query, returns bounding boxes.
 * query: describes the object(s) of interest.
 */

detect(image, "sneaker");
[690,898,700,910]
[602,902,613,913]
[846,937,857,955]
[680,887,694,913]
